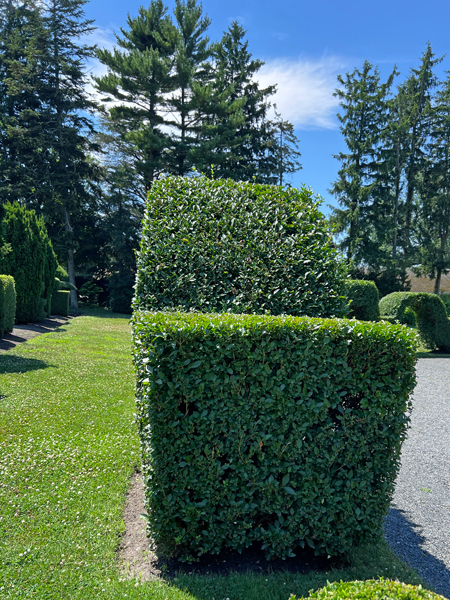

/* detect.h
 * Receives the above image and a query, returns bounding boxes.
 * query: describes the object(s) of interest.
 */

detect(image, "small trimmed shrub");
[0,275,16,334]
[134,177,347,318]
[54,277,77,292]
[51,290,70,317]
[133,311,417,562]
[55,264,69,281]
[380,292,450,351]
[295,578,446,599]
[345,279,380,321]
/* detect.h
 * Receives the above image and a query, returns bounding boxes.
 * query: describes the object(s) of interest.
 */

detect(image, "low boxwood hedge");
[379,292,450,351]
[133,311,417,562]
[51,289,70,317]
[134,177,348,318]
[345,280,380,321]
[295,578,445,599]
[0,274,15,334]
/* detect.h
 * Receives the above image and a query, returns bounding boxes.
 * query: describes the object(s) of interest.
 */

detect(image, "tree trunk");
[434,268,442,295]
[64,206,78,311]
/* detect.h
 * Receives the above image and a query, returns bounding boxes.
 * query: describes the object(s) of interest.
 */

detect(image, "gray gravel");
[385,358,450,598]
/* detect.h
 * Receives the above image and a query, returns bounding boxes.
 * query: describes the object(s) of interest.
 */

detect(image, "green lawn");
[0,311,432,599]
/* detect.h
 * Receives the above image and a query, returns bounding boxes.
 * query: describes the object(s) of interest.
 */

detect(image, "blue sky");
[84,0,450,214]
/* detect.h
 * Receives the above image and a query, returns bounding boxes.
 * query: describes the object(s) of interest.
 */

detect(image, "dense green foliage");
[51,289,70,316]
[133,310,417,562]
[379,291,450,351]
[296,578,446,599]
[0,203,57,323]
[0,274,15,334]
[0,311,426,600]
[345,280,380,321]
[134,177,347,317]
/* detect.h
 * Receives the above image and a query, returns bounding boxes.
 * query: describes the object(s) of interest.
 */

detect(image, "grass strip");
[0,310,432,599]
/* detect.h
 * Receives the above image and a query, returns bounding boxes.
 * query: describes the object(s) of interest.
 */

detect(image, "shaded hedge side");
[0,275,15,334]
[134,178,347,318]
[51,290,70,317]
[133,311,417,561]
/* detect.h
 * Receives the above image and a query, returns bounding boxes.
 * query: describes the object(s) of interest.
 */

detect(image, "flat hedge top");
[133,310,418,357]
[134,177,347,318]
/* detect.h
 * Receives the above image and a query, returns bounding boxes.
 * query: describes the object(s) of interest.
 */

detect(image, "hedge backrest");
[345,279,380,321]
[380,291,450,351]
[51,289,70,317]
[133,310,417,561]
[134,177,347,318]
[0,275,16,335]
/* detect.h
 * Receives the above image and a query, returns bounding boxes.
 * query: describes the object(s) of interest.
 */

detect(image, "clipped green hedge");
[0,203,57,323]
[51,290,70,317]
[133,311,417,561]
[134,177,347,318]
[295,578,445,599]
[380,292,450,351]
[345,280,380,321]
[0,275,16,334]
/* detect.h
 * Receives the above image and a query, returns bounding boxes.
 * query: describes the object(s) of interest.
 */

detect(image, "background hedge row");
[0,203,57,323]
[134,177,348,318]
[0,275,15,335]
[380,291,450,351]
[133,310,417,561]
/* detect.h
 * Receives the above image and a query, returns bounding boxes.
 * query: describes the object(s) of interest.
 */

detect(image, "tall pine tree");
[330,61,396,267]
[94,0,179,192]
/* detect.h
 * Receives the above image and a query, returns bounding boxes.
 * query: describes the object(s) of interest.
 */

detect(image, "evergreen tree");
[398,44,443,257]
[94,0,179,192]
[193,21,280,182]
[330,61,396,266]
[0,0,49,204]
[165,0,212,175]
[38,0,100,310]
[415,73,450,294]
[270,106,302,186]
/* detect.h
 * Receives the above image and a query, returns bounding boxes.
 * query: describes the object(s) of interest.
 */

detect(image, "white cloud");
[256,55,347,130]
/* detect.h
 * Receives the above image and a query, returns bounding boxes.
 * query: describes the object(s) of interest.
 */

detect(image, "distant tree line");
[0,0,301,313]
[331,45,450,296]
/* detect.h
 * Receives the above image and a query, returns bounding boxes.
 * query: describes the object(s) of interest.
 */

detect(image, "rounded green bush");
[379,292,450,351]
[134,177,347,318]
[296,578,445,599]
[345,279,380,321]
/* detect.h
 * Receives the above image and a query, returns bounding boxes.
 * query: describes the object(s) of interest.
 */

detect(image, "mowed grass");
[0,311,431,599]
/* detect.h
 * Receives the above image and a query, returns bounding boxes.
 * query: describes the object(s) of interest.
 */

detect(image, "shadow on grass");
[75,307,131,319]
[0,355,53,374]
[385,506,450,598]
[416,350,450,359]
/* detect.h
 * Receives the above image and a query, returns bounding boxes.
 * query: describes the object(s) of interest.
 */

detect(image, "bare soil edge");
[118,473,163,582]
[118,474,342,582]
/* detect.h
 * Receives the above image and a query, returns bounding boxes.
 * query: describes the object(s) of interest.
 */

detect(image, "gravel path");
[385,358,450,599]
